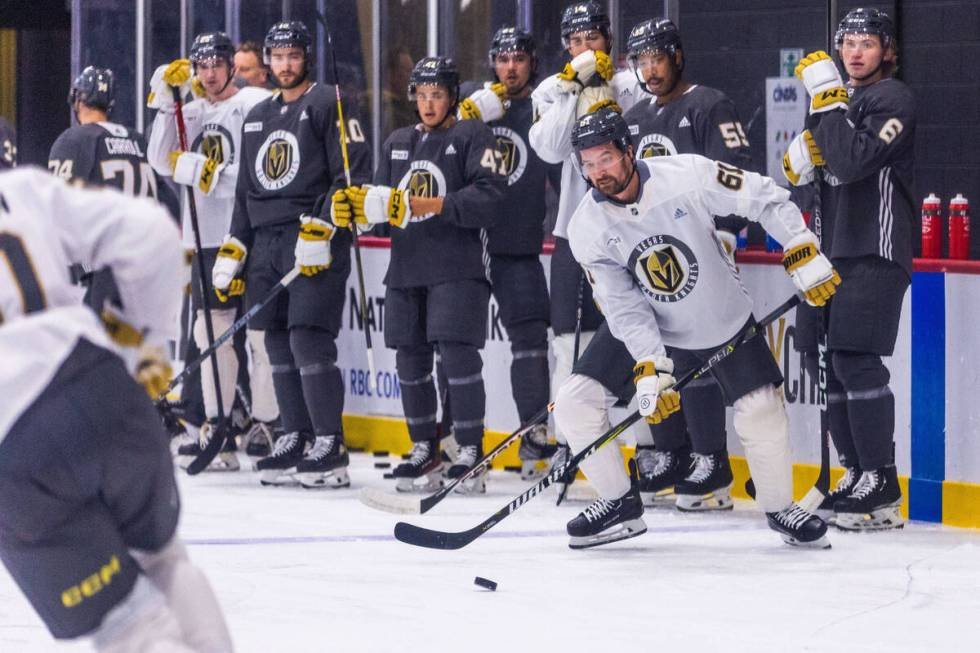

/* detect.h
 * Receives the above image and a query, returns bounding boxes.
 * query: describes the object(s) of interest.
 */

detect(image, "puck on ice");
[374,461,391,469]
[474,577,497,591]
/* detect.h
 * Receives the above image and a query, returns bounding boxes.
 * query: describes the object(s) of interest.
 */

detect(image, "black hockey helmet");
[488,26,537,71]
[263,21,314,66]
[627,18,683,65]
[408,56,460,101]
[571,105,630,155]
[68,66,115,115]
[835,8,895,50]
[560,1,611,47]
[191,31,235,67]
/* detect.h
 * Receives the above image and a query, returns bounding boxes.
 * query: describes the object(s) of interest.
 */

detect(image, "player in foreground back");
[0,168,231,651]
[555,107,837,550]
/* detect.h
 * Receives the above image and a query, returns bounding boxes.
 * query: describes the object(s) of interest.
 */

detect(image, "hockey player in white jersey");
[0,168,232,651]
[555,107,837,549]
[528,1,641,485]
[148,31,277,470]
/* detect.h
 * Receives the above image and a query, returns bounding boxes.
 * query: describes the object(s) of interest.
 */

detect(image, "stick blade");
[798,486,827,514]
[359,487,422,515]
[185,426,226,476]
[393,521,477,550]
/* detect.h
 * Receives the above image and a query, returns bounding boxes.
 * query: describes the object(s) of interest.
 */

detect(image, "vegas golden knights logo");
[202,134,224,164]
[496,136,518,177]
[409,170,436,198]
[641,246,683,294]
[265,139,293,181]
[641,142,670,158]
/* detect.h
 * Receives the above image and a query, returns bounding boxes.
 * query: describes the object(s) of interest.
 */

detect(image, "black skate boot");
[296,434,351,489]
[636,445,693,505]
[814,466,860,523]
[198,420,240,472]
[448,444,487,495]
[674,450,734,512]
[567,460,647,549]
[256,431,308,486]
[834,466,904,531]
[518,423,556,481]
[767,503,831,548]
[393,439,444,493]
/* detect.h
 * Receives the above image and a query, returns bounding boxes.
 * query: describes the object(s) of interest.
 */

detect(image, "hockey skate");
[674,450,734,512]
[814,466,860,523]
[766,503,831,549]
[635,445,692,505]
[174,424,202,469]
[296,435,351,489]
[197,420,240,472]
[393,439,444,493]
[242,419,279,458]
[567,461,646,549]
[448,444,487,495]
[255,432,307,486]
[834,466,905,531]
[517,423,556,481]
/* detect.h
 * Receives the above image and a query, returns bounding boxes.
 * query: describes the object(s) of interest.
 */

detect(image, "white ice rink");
[2,452,979,653]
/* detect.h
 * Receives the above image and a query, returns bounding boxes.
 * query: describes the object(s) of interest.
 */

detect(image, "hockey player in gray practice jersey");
[783,8,914,531]
[457,27,561,480]
[0,168,232,652]
[333,56,506,494]
[555,107,837,550]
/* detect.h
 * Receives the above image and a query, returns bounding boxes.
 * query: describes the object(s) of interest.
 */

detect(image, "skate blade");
[259,467,298,486]
[675,486,734,512]
[835,504,905,531]
[395,475,443,494]
[569,519,648,550]
[640,488,676,507]
[779,533,832,549]
[452,475,487,495]
[297,469,350,489]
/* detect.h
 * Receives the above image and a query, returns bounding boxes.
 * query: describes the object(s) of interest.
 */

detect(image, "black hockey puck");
[373,451,390,458]
[504,465,522,473]
[374,461,391,469]
[383,472,395,479]
[474,576,497,591]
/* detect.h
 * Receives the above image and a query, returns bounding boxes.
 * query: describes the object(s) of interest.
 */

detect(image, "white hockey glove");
[172,152,220,195]
[557,50,614,92]
[633,357,681,425]
[795,51,849,115]
[294,215,336,276]
[782,130,825,186]
[781,233,841,307]
[348,184,413,229]
[457,83,508,122]
[212,235,247,300]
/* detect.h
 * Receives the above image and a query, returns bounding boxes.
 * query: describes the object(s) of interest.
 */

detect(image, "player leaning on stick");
[555,107,838,549]
[221,21,372,488]
[456,27,561,480]
[783,8,914,531]
[332,56,506,494]
[147,31,276,471]
[0,168,232,651]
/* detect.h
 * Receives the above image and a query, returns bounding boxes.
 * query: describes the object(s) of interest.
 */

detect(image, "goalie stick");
[359,403,552,515]
[394,294,803,550]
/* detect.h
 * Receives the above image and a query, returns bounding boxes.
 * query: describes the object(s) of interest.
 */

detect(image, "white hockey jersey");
[0,167,183,438]
[568,155,808,360]
[529,68,641,239]
[148,86,270,248]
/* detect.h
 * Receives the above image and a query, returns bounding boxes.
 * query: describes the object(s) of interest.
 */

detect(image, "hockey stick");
[395,294,803,549]
[315,8,377,393]
[360,403,553,515]
[171,86,230,476]
[555,270,587,506]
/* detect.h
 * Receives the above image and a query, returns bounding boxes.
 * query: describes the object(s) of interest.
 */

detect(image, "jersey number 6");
[715,162,745,191]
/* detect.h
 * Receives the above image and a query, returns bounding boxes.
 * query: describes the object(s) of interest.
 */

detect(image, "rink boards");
[334,240,980,529]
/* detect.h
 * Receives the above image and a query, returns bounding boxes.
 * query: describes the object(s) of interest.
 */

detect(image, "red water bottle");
[948,194,970,260]
[920,194,942,258]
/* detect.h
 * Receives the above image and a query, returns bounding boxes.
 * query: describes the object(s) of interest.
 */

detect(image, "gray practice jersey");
[568,155,808,360]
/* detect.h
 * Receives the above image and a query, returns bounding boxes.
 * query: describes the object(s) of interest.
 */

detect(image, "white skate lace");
[850,470,880,500]
[651,450,672,477]
[456,445,479,467]
[776,504,812,530]
[550,445,570,467]
[307,435,337,461]
[407,441,433,465]
[831,467,858,495]
[634,448,658,477]
[687,453,715,483]
[198,422,215,447]
[270,432,299,457]
[583,498,615,523]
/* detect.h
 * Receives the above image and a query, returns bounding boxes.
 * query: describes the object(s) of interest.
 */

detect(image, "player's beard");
[595,159,637,197]
[275,66,308,90]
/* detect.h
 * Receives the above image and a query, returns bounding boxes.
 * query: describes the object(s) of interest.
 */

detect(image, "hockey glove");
[795,51,849,115]
[330,188,355,228]
[212,235,247,298]
[349,184,413,229]
[633,357,681,425]
[147,60,195,110]
[136,344,173,399]
[101,305,144,348]
[457,83,508,122]
[294,215,335,276]
[172,152,220,195]
[782,233,841,307]
[557,50,614,91]
[782,130,824,186]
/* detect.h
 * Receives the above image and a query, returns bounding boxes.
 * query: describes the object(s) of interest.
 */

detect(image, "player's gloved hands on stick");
[633,357,680,425]
[348,184,413,229]
[795,51,849,115]
[557,50,614,92]
[135,344,173,399]
[457,83,508,122]
[294,215,335,276]
[172,152,220,194]
[782,129,824,186]
[782,233,841,306]
[212,235,247,300]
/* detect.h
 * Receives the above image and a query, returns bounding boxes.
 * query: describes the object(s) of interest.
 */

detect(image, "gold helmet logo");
[408,169,436,198]
[264,138,293,181]
[641,246,683,294]
[202,134,225,165]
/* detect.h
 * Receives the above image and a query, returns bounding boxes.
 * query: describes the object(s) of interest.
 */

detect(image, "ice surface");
[2,452,979,652]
